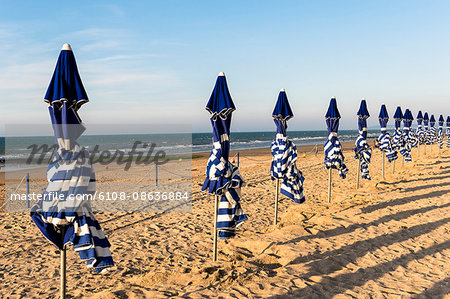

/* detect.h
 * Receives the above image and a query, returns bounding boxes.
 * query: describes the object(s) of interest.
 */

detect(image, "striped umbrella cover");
[378,104,397,162]
[407,110,419,149]
[429,115,437,145]
[324,97,348,178]
[416,111,426,145]
[270,89,305,203]
[30,44,113,272]
[399,109,416,162]
[447,116,450,148]
[353,99,371,180]
[438,115,445,149]
[423,112,431,145]
[202,73,247,239]
[391,106,403,153]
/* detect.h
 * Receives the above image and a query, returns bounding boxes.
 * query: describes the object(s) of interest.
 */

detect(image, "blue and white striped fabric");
[438,115,444,149]
[202,72,247,240]
[378,104,397,162]
[423,112,431,145]
[270,89,305,203]
[416,111,426,145]
[354,99,371,180]
[271,134,305,203]
[429,115,437,145]
[204,152,247,239]
[324,98,348,178]
[31,44,113,273]
[405,109,418,151]
[391,106,403,155]
[31,145,113,272]
[447,116,450,148]
[399,109,415,162]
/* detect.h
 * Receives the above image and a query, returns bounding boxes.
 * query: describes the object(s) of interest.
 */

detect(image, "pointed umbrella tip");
[61,43,72,51]
[218,72,225,76]
[280,88,285,92]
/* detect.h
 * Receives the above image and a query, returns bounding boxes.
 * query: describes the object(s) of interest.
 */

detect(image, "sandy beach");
[0,143,449,298]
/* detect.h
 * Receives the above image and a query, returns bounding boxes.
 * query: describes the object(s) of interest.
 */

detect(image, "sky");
[1,0,450,133]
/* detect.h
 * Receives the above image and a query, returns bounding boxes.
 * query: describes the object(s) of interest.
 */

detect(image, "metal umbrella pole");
[60,226,67,299]
[213,195,219,261]
[274,179,280,225]
[327,168,332,203]
[356,160,360,189]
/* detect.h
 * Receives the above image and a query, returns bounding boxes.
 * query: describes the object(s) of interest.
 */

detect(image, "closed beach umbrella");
[202,72,247,261]
[391,106,403,172]
[354,99,371,185]
[391,106,403,152]
[416,111,426,157]
[405,109,418,150]
[324,97,348,202]
[30,44,113,298]
[270,89,305,224]
[416,111,426,145]
[423,112,431,145]
[399,109,416,162]
[429,115,437,146]
[447,116,450,148]
[271,88,293,135]
[438,115,444,149]
[378,104,397,163]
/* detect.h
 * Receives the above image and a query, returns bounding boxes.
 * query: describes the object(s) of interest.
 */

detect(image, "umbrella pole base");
[356,160,360,189]
[274,179,280,225]
[60,247,66,299]
[213,195,219,262]
[327,168,332,203]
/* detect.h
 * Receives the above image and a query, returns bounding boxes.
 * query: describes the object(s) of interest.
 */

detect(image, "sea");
[0,130,380,171]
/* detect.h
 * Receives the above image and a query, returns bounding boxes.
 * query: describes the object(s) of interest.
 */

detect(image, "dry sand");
[0,143,449,298]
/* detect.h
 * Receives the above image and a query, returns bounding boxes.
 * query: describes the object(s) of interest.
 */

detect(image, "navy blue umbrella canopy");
[357,99,370,118]
[357,99,370,138]
[417,111,423,125]
[439,115,445,126]
[205,72,235,162]
[393,106,403,129]
[45,43,88,109]
[423,112,429,126]
[378,104,389,128]
[45,44,87,148]
[403,109,414,128]
[272,89,294,135]
[430,115,436,127]
[206,73,236,120]
[447,116,450,127]
[325,97,341,133]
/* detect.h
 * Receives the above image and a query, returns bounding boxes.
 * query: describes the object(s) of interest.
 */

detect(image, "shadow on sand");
[272,240,450,298]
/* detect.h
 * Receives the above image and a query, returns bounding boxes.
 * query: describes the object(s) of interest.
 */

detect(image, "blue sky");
[1,1,450,133]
